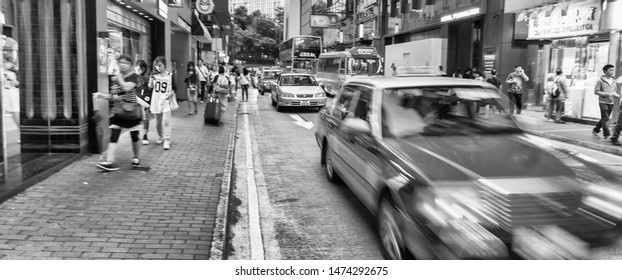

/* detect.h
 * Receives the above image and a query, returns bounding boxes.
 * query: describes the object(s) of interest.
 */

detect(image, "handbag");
[114,94,142,120]
[169,92,179,111]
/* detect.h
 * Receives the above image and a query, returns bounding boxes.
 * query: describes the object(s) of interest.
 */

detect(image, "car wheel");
[276,97,282,112]
[323,144,341,183]
[378,195,406,260]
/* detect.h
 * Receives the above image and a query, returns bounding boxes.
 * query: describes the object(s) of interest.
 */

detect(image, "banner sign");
[526,0,600,40]
[310,14,339,28]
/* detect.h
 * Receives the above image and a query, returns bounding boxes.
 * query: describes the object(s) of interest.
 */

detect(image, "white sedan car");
[271,73,328,112]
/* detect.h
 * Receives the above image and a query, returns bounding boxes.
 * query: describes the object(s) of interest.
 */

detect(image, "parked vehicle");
[315,73,622,260]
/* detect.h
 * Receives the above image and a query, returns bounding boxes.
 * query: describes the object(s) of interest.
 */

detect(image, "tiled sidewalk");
[0,100,238,259]
[518,107,622,156]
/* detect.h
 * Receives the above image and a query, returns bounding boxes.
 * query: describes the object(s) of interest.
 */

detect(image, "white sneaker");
[156,138,163,145]
[163,141,170,150]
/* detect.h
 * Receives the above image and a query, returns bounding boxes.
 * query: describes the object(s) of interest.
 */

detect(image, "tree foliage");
[232,5,282,61]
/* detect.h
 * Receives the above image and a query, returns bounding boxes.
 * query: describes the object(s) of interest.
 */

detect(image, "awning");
[504,0,561,13]
[192,10,212,43]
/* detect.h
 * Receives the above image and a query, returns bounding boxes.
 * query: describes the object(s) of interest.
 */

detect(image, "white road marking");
[289,114,314,129]
[244,108,264,260]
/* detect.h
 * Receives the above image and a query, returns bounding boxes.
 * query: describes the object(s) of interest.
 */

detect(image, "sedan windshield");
[279,75,318,86]
[382,87,520,137]
[262,72,280,79]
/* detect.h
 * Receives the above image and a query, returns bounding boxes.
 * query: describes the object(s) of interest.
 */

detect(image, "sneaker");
[142,135,149,145]
[612,139,622,146]
[200,101,205,104]
[592,131,599,138]
[604,135,611,140]
[156,138,163,145]
[96,161,119,171]
[163,141,170,150]
[131,158,141,167]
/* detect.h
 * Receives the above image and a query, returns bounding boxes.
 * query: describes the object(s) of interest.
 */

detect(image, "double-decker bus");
[279,35,322,74]
[315,47,383,97]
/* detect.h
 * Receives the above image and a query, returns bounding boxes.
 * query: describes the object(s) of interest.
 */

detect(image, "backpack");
[550,77,561,99]
[214,75,230,93]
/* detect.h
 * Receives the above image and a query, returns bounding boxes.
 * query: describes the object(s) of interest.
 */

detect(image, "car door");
[343,85,384,208]
[326,85,359,187]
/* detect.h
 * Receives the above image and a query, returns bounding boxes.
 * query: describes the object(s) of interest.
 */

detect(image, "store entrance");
[447,19,482,78]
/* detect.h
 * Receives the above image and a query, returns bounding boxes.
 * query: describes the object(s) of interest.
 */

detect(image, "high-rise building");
[229,0,283,18]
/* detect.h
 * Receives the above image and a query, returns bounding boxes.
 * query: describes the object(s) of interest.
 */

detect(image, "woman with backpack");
[149,56,177,150]
[95,54,143,171]
[134,60,152,145]
[184,61,199,115]
[546,68,567,124]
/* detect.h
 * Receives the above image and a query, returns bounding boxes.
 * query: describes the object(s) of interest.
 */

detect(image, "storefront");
[382,0,486,77]
[514,0,609,120]
[0,0,88,192]
[107,1,153,69]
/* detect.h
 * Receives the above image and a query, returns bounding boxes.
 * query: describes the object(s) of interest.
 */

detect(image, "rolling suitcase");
[204,94,221,125]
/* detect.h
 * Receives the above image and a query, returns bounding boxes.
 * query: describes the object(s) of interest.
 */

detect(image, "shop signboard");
[158,0,168,18]
[398,0,482,33]
[196,0,215,15]
[526,0,600,40]
[310,14,340,28]
[483,47,496,77]
[97,38,108,74]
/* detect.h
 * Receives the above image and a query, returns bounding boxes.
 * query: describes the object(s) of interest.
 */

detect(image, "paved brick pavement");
[0,101,239,259]
[518,107,622,156]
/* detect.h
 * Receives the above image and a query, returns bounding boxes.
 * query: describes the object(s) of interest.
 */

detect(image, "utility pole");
[352,0,357,47]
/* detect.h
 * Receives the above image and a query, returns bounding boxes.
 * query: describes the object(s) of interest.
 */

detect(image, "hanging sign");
[168,0,183,7]
[196,0,215,15]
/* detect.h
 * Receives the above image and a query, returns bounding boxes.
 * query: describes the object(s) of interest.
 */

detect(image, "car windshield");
[279,75,318,86]
[348,58,380,75]
[262,72,280,79]
[382,87,521,137]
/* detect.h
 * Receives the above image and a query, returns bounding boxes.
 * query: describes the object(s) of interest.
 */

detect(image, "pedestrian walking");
[148,56,178,150]
[196,59,209,103]
[506,65,530,114]
[546,68,568,124]
[185,62,199,115]
[592,64,621,143]
[95,54,143,171]
[238,67,251,102]
[472,70,484,81]
[134,59,152,145]
[212,65,231,124]
[485,69,501,89]
[229,66,239,101]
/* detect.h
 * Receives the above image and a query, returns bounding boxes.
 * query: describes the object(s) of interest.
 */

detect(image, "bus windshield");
[348,58,381,75]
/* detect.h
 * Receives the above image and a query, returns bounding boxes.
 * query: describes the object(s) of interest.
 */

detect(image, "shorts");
[187,87,199,102]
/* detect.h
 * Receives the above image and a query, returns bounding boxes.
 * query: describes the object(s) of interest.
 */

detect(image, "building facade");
[504,0,617,122]
[0,0,194,193]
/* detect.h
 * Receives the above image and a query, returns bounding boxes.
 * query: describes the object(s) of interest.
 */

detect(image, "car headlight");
[281,92,295,98]
[314,92,326,98]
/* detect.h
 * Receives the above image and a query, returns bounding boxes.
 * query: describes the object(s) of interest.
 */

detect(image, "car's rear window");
[382,87,520,137]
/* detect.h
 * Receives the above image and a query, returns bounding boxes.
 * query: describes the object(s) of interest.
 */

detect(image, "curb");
[209,102,241,260]
[525,130,622,156]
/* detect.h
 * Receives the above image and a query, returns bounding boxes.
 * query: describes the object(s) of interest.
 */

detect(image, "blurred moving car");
[258,69,282,95]
[315,74,622,260]
[271,73,327,112]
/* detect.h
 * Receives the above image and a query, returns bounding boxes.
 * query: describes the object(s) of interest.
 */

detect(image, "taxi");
[315,68,622,259]
[258,69,282,95]
[271,73,327,112]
